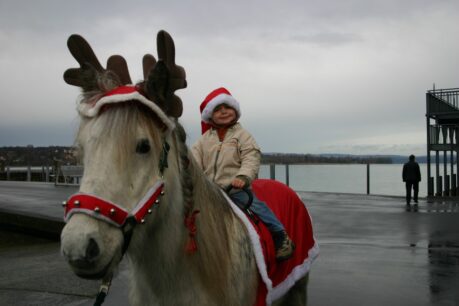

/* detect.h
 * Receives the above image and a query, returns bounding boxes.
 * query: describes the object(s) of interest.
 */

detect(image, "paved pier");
[0,181,459,305]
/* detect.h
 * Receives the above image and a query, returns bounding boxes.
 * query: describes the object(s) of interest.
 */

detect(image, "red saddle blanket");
[224,179,319,306]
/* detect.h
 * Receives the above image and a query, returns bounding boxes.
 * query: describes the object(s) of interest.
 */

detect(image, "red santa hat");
[199,87,241,134]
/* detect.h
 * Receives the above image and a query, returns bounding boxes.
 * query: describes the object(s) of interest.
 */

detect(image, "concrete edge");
[295,190,411,200]
[0,209,63,240]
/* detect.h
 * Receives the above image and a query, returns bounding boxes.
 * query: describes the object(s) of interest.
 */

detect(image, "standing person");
[402,154,421,206]
[192,87,295,261]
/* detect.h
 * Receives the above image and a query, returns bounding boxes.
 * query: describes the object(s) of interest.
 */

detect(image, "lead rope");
[93,273,112,306]
[93,217,137,305]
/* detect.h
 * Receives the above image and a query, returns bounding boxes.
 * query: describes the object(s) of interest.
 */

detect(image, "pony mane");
[176,125,244,300]
[173,123,194,211]
[173,121,233,216]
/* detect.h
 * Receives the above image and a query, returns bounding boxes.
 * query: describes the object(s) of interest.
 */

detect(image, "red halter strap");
[64,181,165,227]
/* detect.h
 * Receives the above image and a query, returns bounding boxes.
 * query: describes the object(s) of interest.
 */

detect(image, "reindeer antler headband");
[63,30,187,131]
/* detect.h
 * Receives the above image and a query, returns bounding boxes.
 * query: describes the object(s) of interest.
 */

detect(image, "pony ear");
[144,30,186,118]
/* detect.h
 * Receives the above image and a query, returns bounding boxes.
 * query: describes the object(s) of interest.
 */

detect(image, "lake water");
[259,164,429,197]
[4,164,431,196]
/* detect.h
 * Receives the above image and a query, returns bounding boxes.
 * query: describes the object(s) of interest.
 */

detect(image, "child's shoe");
[274,231,295,261]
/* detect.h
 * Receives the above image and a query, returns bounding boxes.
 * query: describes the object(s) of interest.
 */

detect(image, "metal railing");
[428,88,459,110]
[0,166,53,182]
[266,163,372,194]
[3,163,409,196]
[0,165,83,185]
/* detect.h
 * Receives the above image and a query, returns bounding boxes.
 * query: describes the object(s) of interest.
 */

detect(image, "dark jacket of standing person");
[402,155,421,182]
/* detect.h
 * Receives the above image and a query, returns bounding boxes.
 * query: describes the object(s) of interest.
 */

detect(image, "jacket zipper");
[213,142,222,182]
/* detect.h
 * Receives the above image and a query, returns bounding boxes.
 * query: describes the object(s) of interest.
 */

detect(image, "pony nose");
[65,237,100,268]
[86,238,100,261]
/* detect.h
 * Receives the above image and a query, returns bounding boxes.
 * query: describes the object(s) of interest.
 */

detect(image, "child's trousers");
[229,189,285,233]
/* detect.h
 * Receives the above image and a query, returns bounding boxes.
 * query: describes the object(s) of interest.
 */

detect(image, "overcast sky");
[1,0,458,156]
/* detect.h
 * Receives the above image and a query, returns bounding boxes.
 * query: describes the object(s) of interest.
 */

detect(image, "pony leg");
[273,273,309,306]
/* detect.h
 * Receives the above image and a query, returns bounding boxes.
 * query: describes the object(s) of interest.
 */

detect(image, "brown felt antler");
[144,30,187,118]
[63,34,106,91]
[63,35,131,91]
[107,55,132,85]
[64,31,186,118]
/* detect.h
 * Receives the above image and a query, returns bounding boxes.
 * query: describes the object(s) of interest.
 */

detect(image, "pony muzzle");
[62,181,165,278]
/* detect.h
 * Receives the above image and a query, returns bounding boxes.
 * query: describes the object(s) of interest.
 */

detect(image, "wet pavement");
[0,181,459,305]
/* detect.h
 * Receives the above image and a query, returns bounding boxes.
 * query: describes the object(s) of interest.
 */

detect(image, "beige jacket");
[192,123,261,189]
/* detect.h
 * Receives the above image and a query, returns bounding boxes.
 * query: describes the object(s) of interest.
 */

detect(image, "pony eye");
[136,139,151,154]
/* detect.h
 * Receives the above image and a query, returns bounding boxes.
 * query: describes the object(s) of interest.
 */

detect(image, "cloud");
[0,121,77,146]
[319,143,426,156]
[0,0,458,156]
[289,31,363,46]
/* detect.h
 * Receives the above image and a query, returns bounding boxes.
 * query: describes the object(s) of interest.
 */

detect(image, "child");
[192,87,294,261]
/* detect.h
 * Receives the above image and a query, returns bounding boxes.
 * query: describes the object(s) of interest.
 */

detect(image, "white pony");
[60,30,317,306]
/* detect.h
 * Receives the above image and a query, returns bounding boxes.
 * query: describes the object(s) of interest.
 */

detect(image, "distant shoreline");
[0,146,431,167]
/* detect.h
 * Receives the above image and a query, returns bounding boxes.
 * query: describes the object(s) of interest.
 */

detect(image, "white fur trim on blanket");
[221,191,319,305]
[220,191,273,304]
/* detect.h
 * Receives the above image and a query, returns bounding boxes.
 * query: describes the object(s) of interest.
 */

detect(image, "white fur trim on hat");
[77,86,175,132]
[201,93,241,123]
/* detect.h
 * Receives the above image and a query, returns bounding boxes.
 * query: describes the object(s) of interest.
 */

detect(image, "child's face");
[211,104,237,127]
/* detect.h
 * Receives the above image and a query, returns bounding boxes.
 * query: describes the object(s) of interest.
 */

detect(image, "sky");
[1,0,458,156]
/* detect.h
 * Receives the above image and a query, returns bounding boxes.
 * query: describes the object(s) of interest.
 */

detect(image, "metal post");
[366,163,370,195]
[442,126,448,195]
[285,164,290,187]
[437,175,443,196]
[452,174,457,196]
[270,164,275,180]
[450,127,455,195]
[429,177,434,196]
[436,151,440,195]
[27,165,31,182]
[456,127,459,196]
[426,97,432,196]
[45,165,50,182]
[444,151,448,195]
[6,166,10,181]
[53,158,60,185]
[457,152,459,197]
[445,175,450,196]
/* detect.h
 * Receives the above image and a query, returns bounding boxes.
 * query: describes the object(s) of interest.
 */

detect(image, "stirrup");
[225,186,257,222]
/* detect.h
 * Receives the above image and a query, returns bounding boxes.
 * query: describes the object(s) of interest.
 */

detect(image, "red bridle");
[62,180,165,306]
[63,181,165,227]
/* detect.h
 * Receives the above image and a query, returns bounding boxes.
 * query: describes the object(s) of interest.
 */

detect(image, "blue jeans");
[230,189,285,233]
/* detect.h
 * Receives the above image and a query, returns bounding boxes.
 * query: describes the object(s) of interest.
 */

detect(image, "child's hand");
[231,178,246,189]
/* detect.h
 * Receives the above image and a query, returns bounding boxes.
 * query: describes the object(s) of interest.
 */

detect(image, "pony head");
[60,30,187,279]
